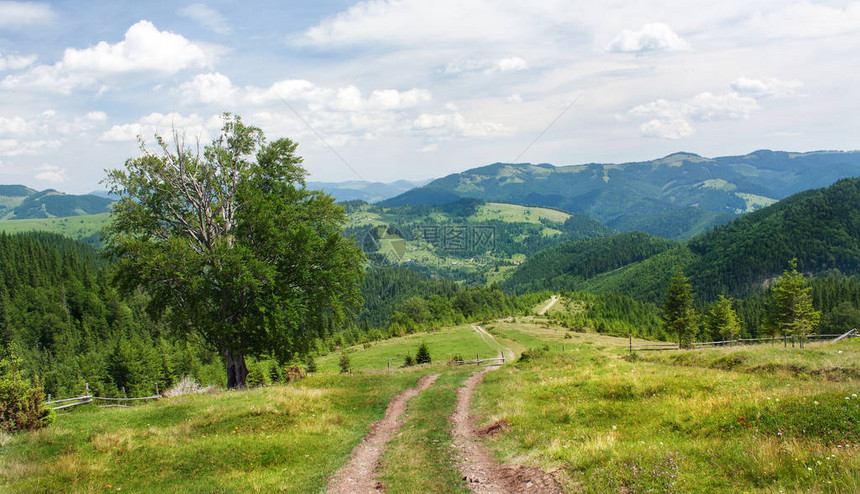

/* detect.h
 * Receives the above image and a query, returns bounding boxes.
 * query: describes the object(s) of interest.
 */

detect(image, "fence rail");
[44,383,161,411]
[456,352,506,366]
[631,329,857,353]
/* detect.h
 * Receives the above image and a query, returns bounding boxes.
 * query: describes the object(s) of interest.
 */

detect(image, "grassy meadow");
[2,318,857,493]
[476,322,860,493]
[0,213,109,242]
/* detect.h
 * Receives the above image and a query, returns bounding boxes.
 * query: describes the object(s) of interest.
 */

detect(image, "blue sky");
[0,0,859,193]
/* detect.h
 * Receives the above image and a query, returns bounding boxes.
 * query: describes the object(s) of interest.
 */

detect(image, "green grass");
[317,325,501,373]
[470,203,570,225]
[0,213,109,241]
[0,371,427,493]
[377,369,473,493]
[475,328,860,492]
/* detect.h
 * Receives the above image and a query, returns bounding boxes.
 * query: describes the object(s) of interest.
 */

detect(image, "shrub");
[305,356,318,374]
[403,355,415,367]
[415,343,432,364]
[162,375,218,398]
[339,353,351,374]
[448,354,464,365]
[0,350,54,433]
[285,366,307,381]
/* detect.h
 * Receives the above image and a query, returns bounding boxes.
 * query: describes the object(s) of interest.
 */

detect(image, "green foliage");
[415,342,431,364]
[503,232,677,295]
[104,114,364,388]
[305,355,317,374]
[338,353,351,374]
[766,259,821,344]
[706,295,741,341]
[819,301,860,334]
[402,354,415,367]
[663,267,697,348]
[0,348,53,433]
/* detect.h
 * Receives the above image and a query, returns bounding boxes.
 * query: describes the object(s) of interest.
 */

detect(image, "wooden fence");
[455,352,506,366]
[631,328,857,353]
[44,382,161,411]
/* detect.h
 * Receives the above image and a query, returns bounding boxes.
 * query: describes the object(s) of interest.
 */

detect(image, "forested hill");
[379,150,860,239]
[0,186,113,220]
[0,232,225,397]
[504,177,860,303]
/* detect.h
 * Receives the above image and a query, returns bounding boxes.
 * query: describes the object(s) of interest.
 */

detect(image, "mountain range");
[380,150,860,239]
[0,185,113,220]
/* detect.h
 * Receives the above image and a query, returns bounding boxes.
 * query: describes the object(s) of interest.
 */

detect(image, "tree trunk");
[225,349,248,389]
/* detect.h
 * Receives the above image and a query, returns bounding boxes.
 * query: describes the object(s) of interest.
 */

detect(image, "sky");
[0,0,859,193]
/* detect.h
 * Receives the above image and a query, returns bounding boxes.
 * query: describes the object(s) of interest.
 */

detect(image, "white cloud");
[180,72,237,104]
[177,3,231,34]
[607,23,691,54]
[0,138,61,156]
[0,52,36,71]
[100,112,210,142]
[730,77,803,99]
[2,20,214,93]
[296,0,536,47]
[0,1,54,28]
[507,93,522,103]
[445,56,528,75]
[745,1,860,40]
[418,143,439,152]
[639,118,693,140]
[0,116,30,135]
[62,20,212,74]
[34,164,66,183]
[630,84,765,139]
[684,92,759,122]
[412,112,510,138]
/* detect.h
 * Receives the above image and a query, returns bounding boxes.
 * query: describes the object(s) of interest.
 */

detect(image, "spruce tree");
[415,342,431,364]
[663,267,697,349]
[707,295,741,342]
[766,259,821,347]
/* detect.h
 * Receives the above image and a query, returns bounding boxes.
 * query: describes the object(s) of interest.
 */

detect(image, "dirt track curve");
[327,373,441,494]
[452,341,561,492]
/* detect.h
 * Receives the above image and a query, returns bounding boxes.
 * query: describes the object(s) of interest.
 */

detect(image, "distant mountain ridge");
[307,179,430,203]
[380,150,860,239]
[0,185,113,220]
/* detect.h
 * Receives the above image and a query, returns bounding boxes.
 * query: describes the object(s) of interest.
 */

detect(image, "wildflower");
[814,401,820,406]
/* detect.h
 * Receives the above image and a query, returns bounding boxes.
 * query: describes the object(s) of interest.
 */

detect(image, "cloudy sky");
[0,0,858,193]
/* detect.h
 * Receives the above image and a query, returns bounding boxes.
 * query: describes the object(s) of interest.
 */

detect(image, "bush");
[162,375,218,398]
[403,355,415,367]
[285,366,307,381]
[415,343,431,364]
[0,350,54,433]
[305,356,318,374]
[339,353,351,374]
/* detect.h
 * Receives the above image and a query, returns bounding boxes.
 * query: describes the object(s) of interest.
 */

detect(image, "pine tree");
[339,353,351,374]
[707,295,741,342]
[766,259,821,347]
[663,267,697,348]
[415,342,431,364]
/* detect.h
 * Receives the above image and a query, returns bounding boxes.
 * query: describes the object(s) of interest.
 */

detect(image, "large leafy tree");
[663,267,697,348]
[104,114,364,388]
[766,258,820,347]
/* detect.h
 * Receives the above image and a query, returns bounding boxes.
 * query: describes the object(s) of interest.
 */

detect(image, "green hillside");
[345,199,612,284]
[0,212,110,246]
[0,187,113,220]
[380,150,860,239]
[505,177,860,304]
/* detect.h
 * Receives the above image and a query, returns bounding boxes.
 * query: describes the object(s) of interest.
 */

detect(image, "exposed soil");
[327,373,441,494]
[538,295,558,316]
[451,369,561,493]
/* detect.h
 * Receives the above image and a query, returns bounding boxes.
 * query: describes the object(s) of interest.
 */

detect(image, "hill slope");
[505,177,860,303]
[0,186,113,220]
[380,150,860,239]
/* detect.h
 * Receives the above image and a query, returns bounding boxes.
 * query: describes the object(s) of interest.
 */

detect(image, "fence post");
[155,382,159,395]
[122,387,127,405]
[85,382,89,396]
[476,353,479,366]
